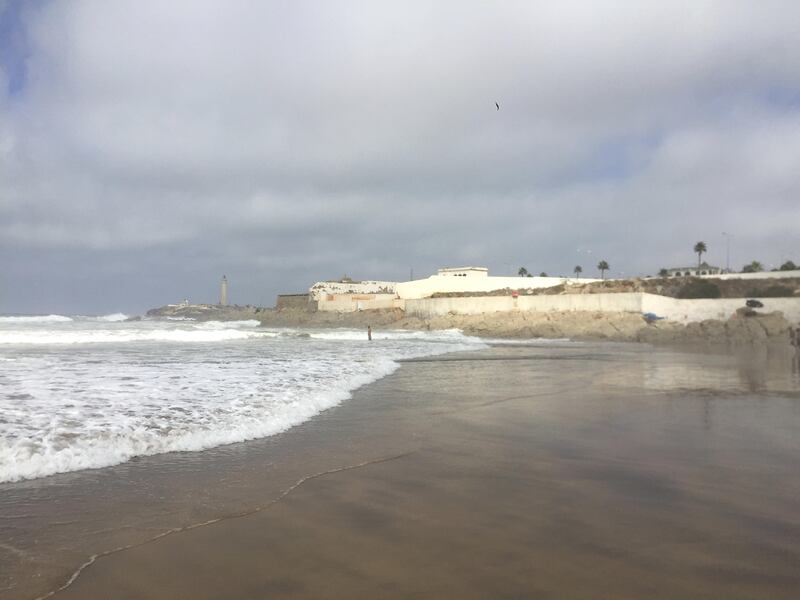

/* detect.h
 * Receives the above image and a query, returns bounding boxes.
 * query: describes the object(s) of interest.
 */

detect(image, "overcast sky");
[1,0,799,314]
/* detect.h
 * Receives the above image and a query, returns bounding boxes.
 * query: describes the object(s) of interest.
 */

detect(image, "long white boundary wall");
[404,293,800,324]
[698,270,800,281]
[396,275,600,300]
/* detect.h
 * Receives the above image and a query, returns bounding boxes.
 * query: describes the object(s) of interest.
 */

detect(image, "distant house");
[436,266,489,278]
[665,263,723,277]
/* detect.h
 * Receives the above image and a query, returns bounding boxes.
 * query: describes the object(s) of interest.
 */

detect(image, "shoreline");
[146,302,798,347]
[4,342,799,599]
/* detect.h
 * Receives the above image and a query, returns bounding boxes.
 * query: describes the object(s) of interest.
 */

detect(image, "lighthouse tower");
[220,275,228,306]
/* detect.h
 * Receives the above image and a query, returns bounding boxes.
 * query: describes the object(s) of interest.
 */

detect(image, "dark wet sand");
[5,343,800,599]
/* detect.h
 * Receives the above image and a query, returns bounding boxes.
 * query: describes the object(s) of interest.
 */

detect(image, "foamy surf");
[0,318,487,482]
[0,328,274,345]
[94,312,129,322]
[0,314,73,323]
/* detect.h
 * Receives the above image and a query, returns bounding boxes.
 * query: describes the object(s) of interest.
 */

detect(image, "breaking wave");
[0,314,73,323]
[0,321,487,482]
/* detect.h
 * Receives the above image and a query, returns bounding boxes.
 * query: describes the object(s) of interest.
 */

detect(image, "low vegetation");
[677,280,721,299]
[748,285,794,298]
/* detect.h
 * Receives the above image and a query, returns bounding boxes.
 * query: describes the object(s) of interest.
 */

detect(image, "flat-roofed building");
[436,266,489,277]
[665,263,723,277]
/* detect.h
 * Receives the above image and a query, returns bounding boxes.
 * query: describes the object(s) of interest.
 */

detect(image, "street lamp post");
[722,232,731,272]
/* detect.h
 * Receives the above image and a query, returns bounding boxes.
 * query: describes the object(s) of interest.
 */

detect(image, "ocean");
[2,320,799,599]
[0,314,488,483]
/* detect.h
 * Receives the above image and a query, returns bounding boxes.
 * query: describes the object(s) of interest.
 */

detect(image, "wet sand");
[4,342,800,599]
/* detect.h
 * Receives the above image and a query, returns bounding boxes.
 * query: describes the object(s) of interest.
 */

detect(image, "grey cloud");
[2,1,800,313]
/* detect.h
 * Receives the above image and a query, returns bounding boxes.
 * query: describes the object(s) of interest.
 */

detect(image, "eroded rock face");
[638,311,791,346]
[145,301,795,346]
[437,310,791,346]
[146,304,262,321]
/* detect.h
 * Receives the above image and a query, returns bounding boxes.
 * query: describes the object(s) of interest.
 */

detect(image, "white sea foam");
[95,313,129,322]
[302,328,484,343]
[0,328,272,345]
[0,314,73,323]
[0,320,486,482]
[195,319,261,329]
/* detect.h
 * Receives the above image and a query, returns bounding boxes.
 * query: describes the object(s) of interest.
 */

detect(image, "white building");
[309,276,398,301]
[664,263,723,277]
[310,276,400,312]
[436,266,488,277]
[395,267,598,300]
[311,267,603,311]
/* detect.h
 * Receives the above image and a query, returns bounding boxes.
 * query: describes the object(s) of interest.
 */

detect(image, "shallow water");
[1,340,799,599]
[0,317,485,482]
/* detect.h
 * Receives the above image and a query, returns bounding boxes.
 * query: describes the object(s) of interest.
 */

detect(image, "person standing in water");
[368,325,372,341]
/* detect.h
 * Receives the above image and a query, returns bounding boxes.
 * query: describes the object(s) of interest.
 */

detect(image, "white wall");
[395,275,600,300]
[641,295,800,324]
[309,280,397,301]
[404,293,644,318]
[702,270,800,281]
[403,292,800,324]
[317,294,401,312]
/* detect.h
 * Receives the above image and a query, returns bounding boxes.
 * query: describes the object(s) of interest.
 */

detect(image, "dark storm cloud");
[1,0,800,313]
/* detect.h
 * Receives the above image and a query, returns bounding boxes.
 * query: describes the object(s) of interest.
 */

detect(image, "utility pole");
[722,232,731,272]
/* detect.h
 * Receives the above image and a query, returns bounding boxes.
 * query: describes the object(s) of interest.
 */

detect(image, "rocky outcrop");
[265,307,794,346]
[145,303,794,346]
[257,307,406,328]
[145,304,264,321]
[636,311,791,345]
[404,310,648,341]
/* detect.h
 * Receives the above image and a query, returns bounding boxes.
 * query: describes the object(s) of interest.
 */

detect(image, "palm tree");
[694,241,707,268]
[597,260,609,279]
[742,261,763,273]
[518,267,529,277]
[574,265,582,278]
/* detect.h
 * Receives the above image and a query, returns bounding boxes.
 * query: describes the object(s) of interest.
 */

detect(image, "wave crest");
[0,314,73,323]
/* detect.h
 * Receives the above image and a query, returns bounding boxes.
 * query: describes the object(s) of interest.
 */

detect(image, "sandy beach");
[3,342,800,600]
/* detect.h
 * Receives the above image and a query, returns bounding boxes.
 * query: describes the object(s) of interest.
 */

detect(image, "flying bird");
[495,102,500,110]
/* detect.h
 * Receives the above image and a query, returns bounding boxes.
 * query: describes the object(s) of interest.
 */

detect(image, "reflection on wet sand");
[3,342,800,599]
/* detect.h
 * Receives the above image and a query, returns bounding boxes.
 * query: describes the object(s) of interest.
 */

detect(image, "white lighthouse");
[220,275,228,306]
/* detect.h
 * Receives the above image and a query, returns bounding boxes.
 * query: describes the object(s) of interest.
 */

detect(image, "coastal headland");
[146,274,800,346]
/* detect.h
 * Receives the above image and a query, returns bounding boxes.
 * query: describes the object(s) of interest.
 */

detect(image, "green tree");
[694,241,707,267]
[518,267,529,277]
[742,261,763,273]
[658,268,669,277]
[597,260,609,279]
[539,272,548,277]
[779,260,797,271]
[574,265,583,278]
